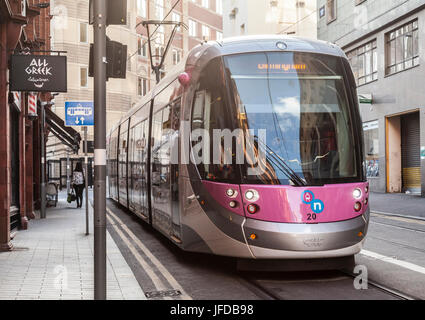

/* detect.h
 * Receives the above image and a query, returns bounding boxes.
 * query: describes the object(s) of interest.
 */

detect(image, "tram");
[107,35,369,261]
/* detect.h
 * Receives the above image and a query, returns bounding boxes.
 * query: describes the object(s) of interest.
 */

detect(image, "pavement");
[0,190,146,300]
[369,192,425,219]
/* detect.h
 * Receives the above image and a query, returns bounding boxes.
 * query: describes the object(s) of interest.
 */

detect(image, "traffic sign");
[65,101,94,126]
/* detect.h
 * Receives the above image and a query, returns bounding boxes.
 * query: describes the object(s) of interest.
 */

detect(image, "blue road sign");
[65,101,94,126]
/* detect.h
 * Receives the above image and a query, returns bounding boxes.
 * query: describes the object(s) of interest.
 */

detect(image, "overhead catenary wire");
[127,0,182,62]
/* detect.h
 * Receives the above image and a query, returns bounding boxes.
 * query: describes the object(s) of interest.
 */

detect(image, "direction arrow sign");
[65,101,94,127]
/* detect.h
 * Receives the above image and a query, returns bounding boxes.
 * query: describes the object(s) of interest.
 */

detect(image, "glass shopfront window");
[363,120,379,177]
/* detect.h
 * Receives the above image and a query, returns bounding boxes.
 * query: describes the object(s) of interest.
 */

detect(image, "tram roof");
[216,35,345,57]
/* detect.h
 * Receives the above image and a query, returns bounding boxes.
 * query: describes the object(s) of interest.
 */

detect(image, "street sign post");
[93,0,107,301]
[65,101,94,237]
[65,101,94,127]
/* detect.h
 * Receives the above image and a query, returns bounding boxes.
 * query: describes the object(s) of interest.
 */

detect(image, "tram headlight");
[244,189,259,202]
[226,188,236,197]
[365,185,369,194]
[353,188,362,199]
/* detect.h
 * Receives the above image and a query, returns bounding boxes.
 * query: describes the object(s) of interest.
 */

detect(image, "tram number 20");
[307,213,317,221]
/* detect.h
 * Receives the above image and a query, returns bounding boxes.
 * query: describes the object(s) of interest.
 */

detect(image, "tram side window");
[152,111,163,186]
[191,58,238,183]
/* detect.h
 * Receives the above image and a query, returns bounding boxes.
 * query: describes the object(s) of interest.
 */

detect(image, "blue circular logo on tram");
[301,190,324,213]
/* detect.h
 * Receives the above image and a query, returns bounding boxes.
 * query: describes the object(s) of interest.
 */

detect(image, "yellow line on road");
[106,207,192,300]
[106,214,171,299]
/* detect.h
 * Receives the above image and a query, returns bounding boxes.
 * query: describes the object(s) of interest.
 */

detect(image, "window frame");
[346,39,378,87]
[80,66,88,88]
[189,19,197,37]
[326,0,337,24]
[137,0,147,18]
[79,22,88,43]
[385,19,419,76]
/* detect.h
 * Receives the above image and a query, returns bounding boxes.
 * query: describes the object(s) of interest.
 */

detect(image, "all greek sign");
[65,101,94,127]
[9,55,67,92]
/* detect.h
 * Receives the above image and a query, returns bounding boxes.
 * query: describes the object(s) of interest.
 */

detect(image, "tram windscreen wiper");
[253,136,306,186]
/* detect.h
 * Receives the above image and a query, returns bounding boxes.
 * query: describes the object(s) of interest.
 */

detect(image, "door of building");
[401,112,420,193]
[10,105,20,230]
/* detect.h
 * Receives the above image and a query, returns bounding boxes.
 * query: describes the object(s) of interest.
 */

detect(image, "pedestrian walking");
[72,162,85,208]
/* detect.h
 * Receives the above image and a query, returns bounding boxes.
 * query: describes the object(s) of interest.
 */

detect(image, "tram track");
[238,269,416,300]
[370,220,425,234]
[366,235,425,254]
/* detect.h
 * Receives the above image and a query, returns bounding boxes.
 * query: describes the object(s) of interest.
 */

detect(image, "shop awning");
[45,106,81,153]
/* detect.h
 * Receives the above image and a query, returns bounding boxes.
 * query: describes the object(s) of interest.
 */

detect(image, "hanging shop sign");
[9,55,67,92]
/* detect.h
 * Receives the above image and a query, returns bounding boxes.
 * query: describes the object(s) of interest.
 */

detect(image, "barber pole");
[28,93,37,115]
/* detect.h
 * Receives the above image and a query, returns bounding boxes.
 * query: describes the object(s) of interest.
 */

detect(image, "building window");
[172,12,181,31]
[172,49,181,65]
[363,120,379,177]
[189,19,197,37]
[80,22,88,43]
[155,46,165,64]
[202,25,210,40]
[138,78,148,96]
[216,31,223,41]
[319,5,325,18]
[385,20,419,75]
[80,67,88,87]
[155,0,164,20]
[326,0,336,24]
[21,0,26,17]
[138,37,147,57]
[216,0,223,14]
[127,55,132,72]
[202,0,209,9]
[137,0,147,18]
[347,40,378,86]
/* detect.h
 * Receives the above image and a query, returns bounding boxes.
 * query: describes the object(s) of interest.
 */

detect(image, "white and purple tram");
[107,36,369,261]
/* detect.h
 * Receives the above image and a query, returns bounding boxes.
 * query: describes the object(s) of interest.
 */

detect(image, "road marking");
[106,215,171,298]
[371,211,425,224]
[370,221,425,234]
[106,207,192,300]
[360,249,425,275]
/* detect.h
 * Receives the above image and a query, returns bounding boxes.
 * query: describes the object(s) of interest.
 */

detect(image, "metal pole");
[40,102,46,219]
[93,0,107,300]
[66,150,70,195]
[84,127,89,236]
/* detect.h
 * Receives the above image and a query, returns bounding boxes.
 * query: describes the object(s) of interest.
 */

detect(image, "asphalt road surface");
[105,199,425,300]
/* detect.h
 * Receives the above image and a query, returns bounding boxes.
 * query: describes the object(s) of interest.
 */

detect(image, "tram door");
[118,120,129,207]
[151,100,181,240]
[170,100,181,242]
[151,106,172,234]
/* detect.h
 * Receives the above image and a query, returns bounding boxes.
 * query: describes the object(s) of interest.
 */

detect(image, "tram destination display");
[9,54,67,92]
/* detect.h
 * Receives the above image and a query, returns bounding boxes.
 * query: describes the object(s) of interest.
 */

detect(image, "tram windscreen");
[224,52,361,185]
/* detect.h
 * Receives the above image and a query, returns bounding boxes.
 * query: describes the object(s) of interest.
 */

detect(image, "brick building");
[0,0,55,251]
[134,0,223,97]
